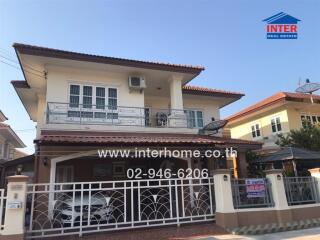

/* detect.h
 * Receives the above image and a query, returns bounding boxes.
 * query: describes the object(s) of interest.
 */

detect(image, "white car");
[54,195,113,225]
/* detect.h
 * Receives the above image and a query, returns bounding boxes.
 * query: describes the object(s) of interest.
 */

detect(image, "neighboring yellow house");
[0,110,26,161]
[226,92,320,150]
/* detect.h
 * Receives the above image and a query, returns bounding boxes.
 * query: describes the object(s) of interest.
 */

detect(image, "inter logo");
[263,12,301,39]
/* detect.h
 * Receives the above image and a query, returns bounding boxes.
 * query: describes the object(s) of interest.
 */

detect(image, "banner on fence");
[245,178,266,198]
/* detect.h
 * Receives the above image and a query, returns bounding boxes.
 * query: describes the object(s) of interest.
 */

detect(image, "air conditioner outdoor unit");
[128,76,146,90]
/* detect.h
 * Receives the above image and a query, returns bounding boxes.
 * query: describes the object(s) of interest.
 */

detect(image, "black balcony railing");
[46,102,202,128]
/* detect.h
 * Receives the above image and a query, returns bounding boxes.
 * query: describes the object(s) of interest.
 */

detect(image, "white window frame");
[270,116,282,134]
[300,113,320,126]
[250,122,262,139]
[67,83,119,122]
[96,86,106,110]
[185,109,204,128]
[82,85,93,109]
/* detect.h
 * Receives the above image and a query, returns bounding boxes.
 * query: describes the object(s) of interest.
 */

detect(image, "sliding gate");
[26,177,215,238]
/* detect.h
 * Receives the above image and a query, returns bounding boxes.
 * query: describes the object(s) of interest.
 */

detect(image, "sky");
[0,0,319,154]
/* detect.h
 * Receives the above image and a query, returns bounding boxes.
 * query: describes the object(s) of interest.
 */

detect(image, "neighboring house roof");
[182,85,244,98]
[1,154,34,167]
[13,43,204,74]
[11,80,30,88]
[35,130,261,149]
[0,122,26,148]
[11,80,36,121]
[263,12,301,24]
[226,92,320,123]
[256,147,320,163]
[14,149,28,159]
[0,110,8,122]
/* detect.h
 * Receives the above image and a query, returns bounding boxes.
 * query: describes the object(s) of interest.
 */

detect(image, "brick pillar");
[265,169,292,224]
[2,175,28,239]
[213,169,238,228]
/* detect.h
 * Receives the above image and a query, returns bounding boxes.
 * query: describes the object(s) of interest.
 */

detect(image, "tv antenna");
[295,79,320,104]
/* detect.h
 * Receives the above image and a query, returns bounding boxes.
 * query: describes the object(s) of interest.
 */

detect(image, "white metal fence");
[25,178,215,238]
[0,189,6,231]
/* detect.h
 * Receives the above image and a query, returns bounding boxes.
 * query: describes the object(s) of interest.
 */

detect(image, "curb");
[227,218,320,235]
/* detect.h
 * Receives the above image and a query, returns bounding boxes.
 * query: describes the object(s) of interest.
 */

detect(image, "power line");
[0,59,45,78]
[0,53,43,74]
[0,47,44,73]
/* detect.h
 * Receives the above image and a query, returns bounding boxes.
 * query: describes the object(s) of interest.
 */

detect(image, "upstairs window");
[301,114,320,126]
[271,117,282,133]
[8,147,14,160]
[196,111,204,128]
[83,86,93,108]
[68,84,118,120]
[108,88,118,110]
[69,85,80,108]
[251,123,261,138]
[186,110,204,128]
[96,87,105,109]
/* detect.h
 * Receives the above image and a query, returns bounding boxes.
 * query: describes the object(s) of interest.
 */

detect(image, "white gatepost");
[265,169,292,223]
[2,175,29,239]
[213,169,238,228]
[308,168,320,202]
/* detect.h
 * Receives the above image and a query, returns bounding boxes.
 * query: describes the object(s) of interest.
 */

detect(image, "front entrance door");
[56,165,74,183]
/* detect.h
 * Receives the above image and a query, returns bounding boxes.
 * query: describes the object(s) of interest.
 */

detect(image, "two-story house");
[0,110,26,161]
[10,43,263,237]
[0,110,26,184]
[226,92,320,150]
[12,43,261,185]
[226,92,320,175]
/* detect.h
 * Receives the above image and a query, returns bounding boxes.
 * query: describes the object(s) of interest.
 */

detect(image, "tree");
[246,150,264,177]
[276,121,320,151]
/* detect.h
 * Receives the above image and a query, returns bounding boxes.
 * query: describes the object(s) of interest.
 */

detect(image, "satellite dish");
[295,79,320,103]
[199,119,228,135]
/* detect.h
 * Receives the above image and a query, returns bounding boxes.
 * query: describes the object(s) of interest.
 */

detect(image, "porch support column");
[168,75,183,110]
[36,94,46,138]
[213,169,238,228]
[292,160,298,177]
[168,75,186,127]
[2,175,29,239]
[265,169,292,224]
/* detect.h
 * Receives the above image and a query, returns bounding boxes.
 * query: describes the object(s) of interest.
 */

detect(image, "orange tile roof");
[13,43,204,74]
[182,85,244,97]
[36,131,261,148]
[227,92,320,123]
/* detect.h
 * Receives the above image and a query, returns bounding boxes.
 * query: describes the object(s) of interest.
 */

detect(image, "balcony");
[46,102,203,129]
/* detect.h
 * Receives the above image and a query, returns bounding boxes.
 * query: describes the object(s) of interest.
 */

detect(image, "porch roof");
[35,131,261,149]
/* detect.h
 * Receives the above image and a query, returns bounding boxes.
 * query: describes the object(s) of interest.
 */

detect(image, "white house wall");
[45,66,145,108]
[183,95,221,123]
